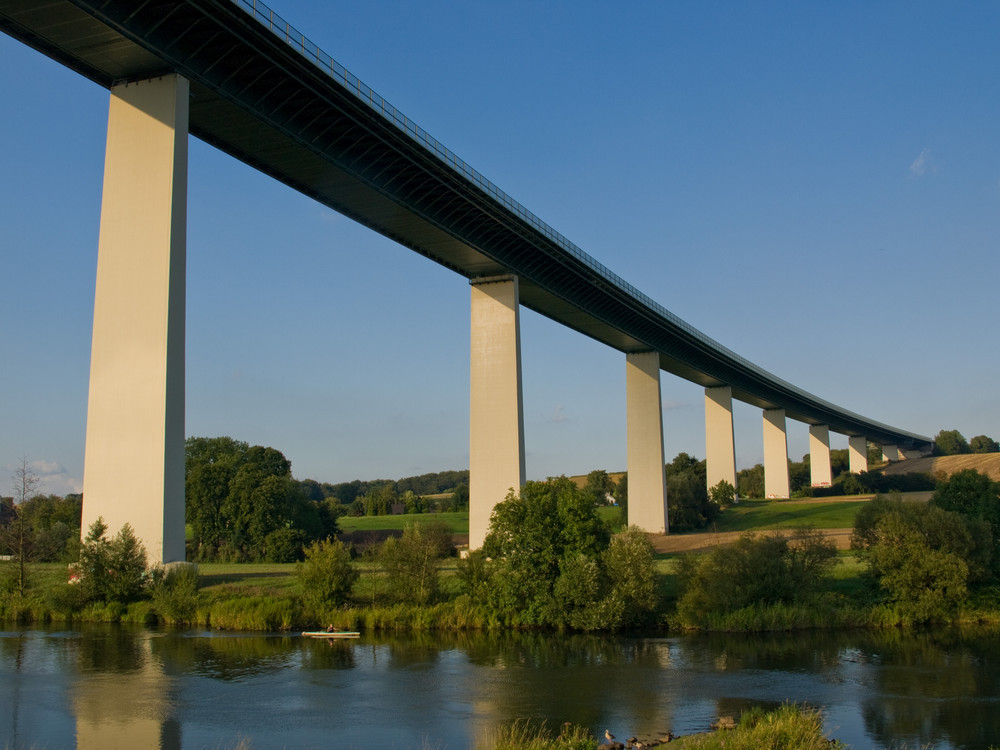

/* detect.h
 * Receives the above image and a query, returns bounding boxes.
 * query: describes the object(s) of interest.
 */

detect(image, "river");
[1,625,998,749]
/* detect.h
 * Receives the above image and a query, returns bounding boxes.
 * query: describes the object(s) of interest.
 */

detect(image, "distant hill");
[882,453,1000,482]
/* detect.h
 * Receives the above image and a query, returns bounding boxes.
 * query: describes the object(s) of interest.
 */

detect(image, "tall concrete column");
[626,351,668,534]
[882,444,900,462]
[762,408,790,499]
[809,424,832,487]
[82,75,189,565]
[848,436,868,474]
[704,386,736,495]
[469,275,525,549]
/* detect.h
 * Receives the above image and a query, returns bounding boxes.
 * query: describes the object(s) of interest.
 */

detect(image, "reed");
[204,596,300,631]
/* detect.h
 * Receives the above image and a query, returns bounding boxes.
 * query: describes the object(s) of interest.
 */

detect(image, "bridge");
[1,0,931,562]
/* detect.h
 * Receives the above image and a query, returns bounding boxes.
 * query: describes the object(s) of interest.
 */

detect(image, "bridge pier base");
[81,75,189,565]
[705,386,737,497]
[626,352,668,534]
[848,435,868,473]
[762,408,790,498]
[809,424,832,488]
[882,444,900,462]
[469,276,525,549]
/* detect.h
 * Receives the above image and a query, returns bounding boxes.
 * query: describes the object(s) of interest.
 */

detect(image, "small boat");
[302,630,361,639]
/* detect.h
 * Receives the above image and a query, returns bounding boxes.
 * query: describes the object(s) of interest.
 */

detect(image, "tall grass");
[204,596,299,630]
[485,721,597,750]
[670,597,872,632]
[671,704,847,749]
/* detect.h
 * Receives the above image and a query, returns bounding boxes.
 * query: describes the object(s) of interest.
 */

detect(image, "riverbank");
[4,557,1000,633]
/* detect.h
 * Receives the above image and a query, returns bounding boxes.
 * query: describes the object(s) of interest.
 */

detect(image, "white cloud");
[909,148,931,177]
[30,459,64,476]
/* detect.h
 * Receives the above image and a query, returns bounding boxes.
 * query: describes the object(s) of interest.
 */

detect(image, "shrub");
[297,538,358,613]
[151,565,202,623]
[602,526,658,625]
[379,524,444,605]
[852,494,982,621]
[709,479,736,507]
[677,530,836,627]
[76,519,149,604]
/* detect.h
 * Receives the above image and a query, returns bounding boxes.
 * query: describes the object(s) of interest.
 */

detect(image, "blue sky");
[2,1,998,496]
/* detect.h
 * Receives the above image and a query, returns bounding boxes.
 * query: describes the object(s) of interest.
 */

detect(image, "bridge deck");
[0,0,930,448]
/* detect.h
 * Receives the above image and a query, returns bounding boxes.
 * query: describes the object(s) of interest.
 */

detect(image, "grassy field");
[338,511,468,534]
[713,499,870,532]
[333,499,871,538]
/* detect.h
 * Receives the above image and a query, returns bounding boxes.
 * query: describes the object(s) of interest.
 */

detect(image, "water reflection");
[856,628,1000,749]
[0,625,997,749]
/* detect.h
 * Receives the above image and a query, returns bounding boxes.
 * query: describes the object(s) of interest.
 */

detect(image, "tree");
[613,472,628,519]
[76,518,149,603]
[480,477,612,625]
[970,435,999,454]
[297,538,358,613]
[737,464,764,499]
[852,501,972,621]
[709,480,736,507]
[931,469,1000,576]
[185,437,334,561]
[4,458,42,595]
[474,478,655,629]
[583,470,615,506]
[852,494,990,619]
[934,429,970,456]
[867,442,884,466]
[451,482,469,511]
[665,455,717,531]
[677,530,836,625]
[602,526,658,625]
[379,522,449,604]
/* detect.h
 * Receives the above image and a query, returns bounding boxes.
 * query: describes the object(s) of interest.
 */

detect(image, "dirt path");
[649,527,855,554]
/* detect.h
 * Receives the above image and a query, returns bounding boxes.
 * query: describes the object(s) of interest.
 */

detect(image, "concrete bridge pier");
[469,276,526,549]
[705,386,737,496]
[762,408,790,498]
[626,352,668,534]
[882,444,900,462]
[808,424,832,488]
[81,75,189,565]
[849,435,869,473]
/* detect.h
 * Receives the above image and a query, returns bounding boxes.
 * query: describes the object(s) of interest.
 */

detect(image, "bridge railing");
[231,0,894,429]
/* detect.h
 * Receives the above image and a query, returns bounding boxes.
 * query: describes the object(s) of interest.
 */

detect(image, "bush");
[151,565,202,623]
[852,494,982,621]
[297,538,358,613]
[76,519,149,604]
[379,524,444,605]
[677,530,837,627]
[709,480,736,507]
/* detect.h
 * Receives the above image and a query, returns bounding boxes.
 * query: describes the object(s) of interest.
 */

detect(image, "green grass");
[197,562,299,596]
[337,511,469,534]
[712,499,869,532]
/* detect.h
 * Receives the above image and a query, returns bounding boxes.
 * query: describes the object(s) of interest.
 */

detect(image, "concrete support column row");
[468,276,526,550]
[82,75,190,565]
